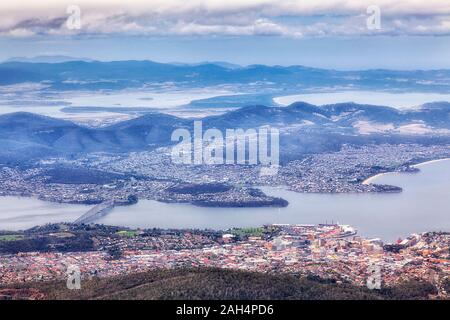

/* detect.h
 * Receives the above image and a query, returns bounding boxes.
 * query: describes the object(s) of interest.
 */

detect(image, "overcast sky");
[1,0,449,69]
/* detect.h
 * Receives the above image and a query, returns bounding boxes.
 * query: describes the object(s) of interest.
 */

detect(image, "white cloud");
[0,0,449,38]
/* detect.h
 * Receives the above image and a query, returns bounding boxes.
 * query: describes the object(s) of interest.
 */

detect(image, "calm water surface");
[0,198,91,231]
[0,159,449,242]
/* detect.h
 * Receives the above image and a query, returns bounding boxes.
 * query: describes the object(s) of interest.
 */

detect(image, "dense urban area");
[0,222,448,300]
[0,109,450,300]
[1,144,449,207]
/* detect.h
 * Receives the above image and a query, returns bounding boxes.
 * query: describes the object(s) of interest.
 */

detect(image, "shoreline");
[362,172,390,185]
[362,157,450,185]
[411,157,450,168]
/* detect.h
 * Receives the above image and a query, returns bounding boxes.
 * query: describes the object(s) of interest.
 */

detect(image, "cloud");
[0,0,449,38]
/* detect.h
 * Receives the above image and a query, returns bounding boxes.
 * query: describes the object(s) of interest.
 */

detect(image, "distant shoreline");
[362,157,450,185]
[411,158,450,168]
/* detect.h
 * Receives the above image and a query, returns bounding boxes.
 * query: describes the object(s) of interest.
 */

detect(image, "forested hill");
[0,268,439,300]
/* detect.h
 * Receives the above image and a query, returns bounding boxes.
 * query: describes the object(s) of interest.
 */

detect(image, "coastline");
[362,172,390,185]
[411,157,450,168]
[362,157,450,185]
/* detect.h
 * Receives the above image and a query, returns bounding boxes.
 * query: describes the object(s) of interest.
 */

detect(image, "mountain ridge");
[1,60,450,92]
[0,101,449,164]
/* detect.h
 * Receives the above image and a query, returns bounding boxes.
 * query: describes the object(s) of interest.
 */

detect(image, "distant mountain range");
[1,60,450,92]
[5,55,95,63]
[1,102,449,163]
[170,61,242,69]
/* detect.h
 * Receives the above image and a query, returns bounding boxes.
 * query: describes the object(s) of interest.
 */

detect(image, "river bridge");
[73,200,115,224]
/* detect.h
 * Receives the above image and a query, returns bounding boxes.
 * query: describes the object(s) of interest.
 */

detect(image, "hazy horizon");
[1,1,450,70]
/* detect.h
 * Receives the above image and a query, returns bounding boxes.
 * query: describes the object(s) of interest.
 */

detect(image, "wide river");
[0,159,449,242]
